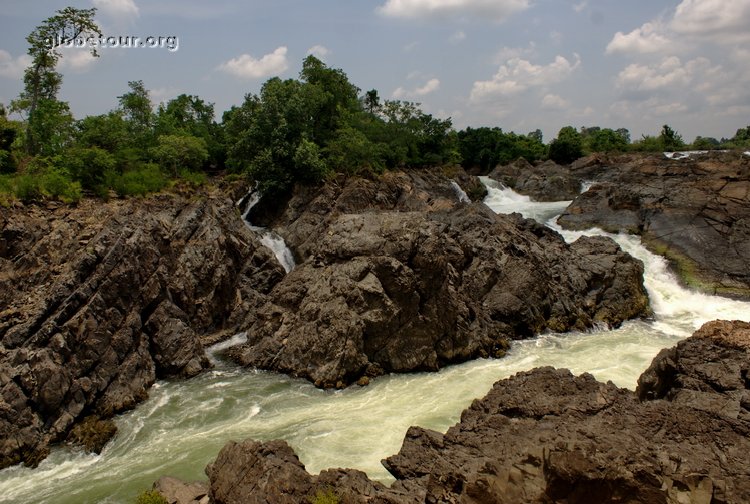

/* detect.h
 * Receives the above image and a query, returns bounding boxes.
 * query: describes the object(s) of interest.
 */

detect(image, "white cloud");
[392,77,441,98]
[606,22,671,54]
[541,93,570,110]
[150,86,182,105]
[470,54,581,103]
[615,56,711,93]
[217,47,289,79]
[0,50,31,79]
[307,45,330,60]
[449,30,466,44]
[493,42,536,64]
[573,1,588,13]
[606,0,750,56]
[671,0,750,44]
[58,47,99,72]
[92,0,139,19]
[378,0,530,22]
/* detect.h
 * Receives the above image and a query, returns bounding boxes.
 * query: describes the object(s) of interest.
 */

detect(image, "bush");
[308,487,340,504]
[41,170,82,203]
[178,168,208,187]
[135,490,168,504]
[112,163,167,197]
[14,174,43,202]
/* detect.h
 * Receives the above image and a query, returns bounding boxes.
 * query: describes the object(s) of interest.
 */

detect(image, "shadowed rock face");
[230,171,650,388]
[0,190,285,469]
[185,320,750,504]
[556,152,750,298]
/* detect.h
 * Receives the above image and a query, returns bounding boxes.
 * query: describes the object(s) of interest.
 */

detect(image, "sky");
[1,0,749,143]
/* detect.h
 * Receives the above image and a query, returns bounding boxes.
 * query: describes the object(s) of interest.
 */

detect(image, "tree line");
[1,7,749,205]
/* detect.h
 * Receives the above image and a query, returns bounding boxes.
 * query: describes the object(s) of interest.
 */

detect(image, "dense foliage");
[2,7,749,206]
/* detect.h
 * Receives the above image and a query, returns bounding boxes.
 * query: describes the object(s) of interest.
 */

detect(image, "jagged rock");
[0,189,285,468]
[192,320,750,503]
[558,151,750,298]
[231,199,649,388]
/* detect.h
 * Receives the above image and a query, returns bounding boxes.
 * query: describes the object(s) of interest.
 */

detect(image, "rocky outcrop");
[230,170,650,388]
[181,320,750,503]
[0,190,285,468]
[489,158,583,201]
[558,151,750,298]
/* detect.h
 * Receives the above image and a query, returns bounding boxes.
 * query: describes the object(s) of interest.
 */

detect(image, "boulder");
[231,201,649,388]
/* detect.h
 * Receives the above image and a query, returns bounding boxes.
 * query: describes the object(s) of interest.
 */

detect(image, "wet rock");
[0,189,285,468]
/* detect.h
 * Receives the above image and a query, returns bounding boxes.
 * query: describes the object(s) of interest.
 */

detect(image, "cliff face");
[173,320,750,504]
[0,189,285,469]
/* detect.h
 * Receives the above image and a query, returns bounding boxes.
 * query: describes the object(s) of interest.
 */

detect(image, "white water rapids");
[2,180,750,503]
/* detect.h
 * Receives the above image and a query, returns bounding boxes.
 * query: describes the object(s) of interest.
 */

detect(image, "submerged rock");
[184,320,750,503]
[0,190,285,469]
[230,172,649,388]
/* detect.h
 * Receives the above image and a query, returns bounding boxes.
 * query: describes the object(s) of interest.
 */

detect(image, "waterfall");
[4,181,750,504]
[240,190,296,273]
[450,181,471,203]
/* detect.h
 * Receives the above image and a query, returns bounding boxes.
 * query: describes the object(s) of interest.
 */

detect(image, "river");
[1,179,749,503]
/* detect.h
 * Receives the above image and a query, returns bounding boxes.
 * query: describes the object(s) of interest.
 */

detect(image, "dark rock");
[193,320,750,503]
[0,189,285,468]
[231,197,649,388]
[558,151,750,298]
[489,158,583,201]
[66,415,117,454]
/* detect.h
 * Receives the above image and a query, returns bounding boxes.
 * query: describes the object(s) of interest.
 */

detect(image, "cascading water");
[240,191,296,273]
[450,181,471,203]
[3,180,750,504]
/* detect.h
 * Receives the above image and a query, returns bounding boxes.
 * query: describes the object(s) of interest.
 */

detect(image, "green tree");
[118,80,153,145]
[691,136,720,150]
[364,89,380,114]
[588,128,629,153]
[149,134,209,175]
[11,7,100,155]
[659,124,684,152]
[155,94,224,169]
[548,126,583,164]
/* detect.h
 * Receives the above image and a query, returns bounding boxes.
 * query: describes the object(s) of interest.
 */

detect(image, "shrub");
[112,163,167,197]
[178,168,208,187]
[14,174,43,202]
[308,487,340,504]
[41,169,82,203]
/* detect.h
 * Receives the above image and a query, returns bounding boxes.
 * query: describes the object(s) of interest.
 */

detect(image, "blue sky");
[1,0,749,143]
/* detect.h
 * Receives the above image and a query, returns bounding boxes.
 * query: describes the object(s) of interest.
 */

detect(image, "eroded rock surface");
[187,320,750,504]
[0,189,285,468]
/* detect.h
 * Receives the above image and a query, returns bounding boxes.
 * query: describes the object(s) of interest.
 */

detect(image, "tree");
[149,134,209,175]
[118,80,153,136]
[11,7,100,155]
[364,89,380,114]
[659,124,684,152]
[155,94,224,169]
[588,128,629,153]
[548,126,583,164]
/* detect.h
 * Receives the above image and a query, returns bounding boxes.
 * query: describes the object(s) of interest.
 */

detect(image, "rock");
[190,320,750,503]
[558,151,750,298]
[231,199,649,388]
[0,188,285,468]
[489,158,583,201]
[154,476,209,504]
